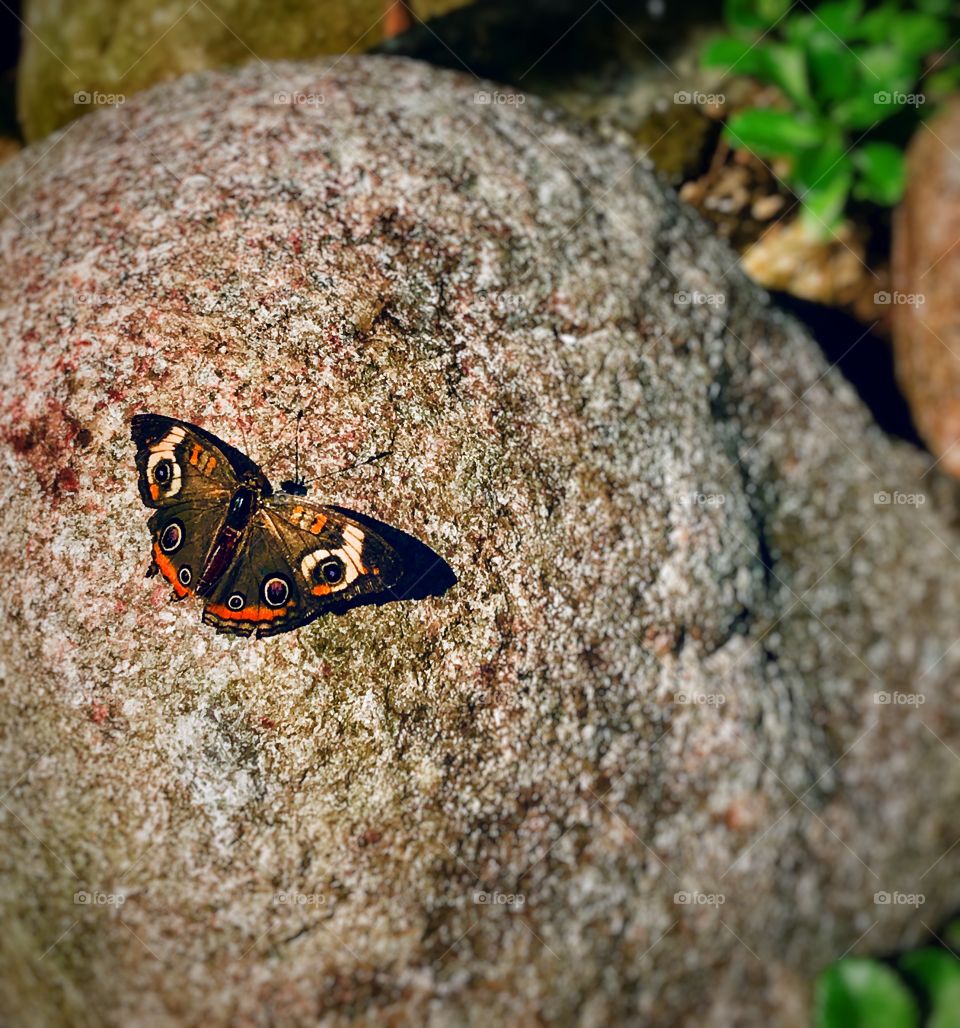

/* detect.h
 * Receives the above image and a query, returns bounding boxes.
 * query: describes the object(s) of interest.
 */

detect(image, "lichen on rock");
[0,55,958,1026]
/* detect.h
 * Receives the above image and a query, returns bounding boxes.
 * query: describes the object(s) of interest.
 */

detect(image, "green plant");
[815,934,960,1028]
[702,0,960,237]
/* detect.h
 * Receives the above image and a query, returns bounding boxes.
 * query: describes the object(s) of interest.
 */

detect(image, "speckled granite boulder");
[1,56,959,1027]
[18,0,471,140]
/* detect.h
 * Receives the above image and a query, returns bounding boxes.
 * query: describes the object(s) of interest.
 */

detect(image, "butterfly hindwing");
[200,504,404,637]
[200,511,307,637]
[131,414,267,509]
[147,500,227,601]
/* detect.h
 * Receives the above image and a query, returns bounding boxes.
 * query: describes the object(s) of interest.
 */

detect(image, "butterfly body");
[132,414,407,637]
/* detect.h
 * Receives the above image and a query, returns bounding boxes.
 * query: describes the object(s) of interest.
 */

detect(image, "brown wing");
[201,503,404,638]
[131,413,268,509]
[146,500,228,601]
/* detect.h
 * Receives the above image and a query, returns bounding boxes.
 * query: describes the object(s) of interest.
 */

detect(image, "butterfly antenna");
[304,434,396,485]
[238,420,255,465]
[280,410,309,496]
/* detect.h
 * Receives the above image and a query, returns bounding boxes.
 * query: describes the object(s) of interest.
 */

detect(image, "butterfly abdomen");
[195,485,258,597]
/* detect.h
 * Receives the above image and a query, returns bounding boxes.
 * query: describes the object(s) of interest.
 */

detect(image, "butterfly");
[131,413,411,638]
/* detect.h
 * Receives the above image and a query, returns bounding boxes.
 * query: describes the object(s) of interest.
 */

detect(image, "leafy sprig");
[702,0,959,236]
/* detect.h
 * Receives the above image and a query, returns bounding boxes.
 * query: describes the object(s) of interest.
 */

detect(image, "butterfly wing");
[201,503,404,638]
[131,413,269,508]
[132,413,273,603]
[146,500,229,600]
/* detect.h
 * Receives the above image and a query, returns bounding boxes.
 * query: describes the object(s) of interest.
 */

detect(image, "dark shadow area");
[324,505,457,614]
[376,0,721,87]
[771,291,925,449]
[0,0,20,140]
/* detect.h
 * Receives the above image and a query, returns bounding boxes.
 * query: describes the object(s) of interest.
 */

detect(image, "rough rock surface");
[18,0,471,140]
[893,98,960,479]
[1,55,959,1027]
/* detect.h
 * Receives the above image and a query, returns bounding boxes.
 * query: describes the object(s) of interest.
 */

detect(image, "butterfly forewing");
[201,504,404,637]
[132,414,244,509]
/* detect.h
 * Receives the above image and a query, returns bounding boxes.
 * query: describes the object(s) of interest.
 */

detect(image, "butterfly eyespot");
[262,575,291,608]
[315,557,345,585]
[159,521,183,554]
[227,593,245,611]
[178,566,192,586]
[154,459,174,486]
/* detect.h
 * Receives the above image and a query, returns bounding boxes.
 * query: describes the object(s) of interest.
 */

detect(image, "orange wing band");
[205,603,289,622]
[153,544,191,598]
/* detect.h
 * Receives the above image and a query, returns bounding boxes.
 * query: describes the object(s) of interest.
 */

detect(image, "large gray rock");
[0,55,958,1026]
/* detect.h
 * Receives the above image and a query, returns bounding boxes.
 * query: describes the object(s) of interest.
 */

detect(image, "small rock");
[751,193,785,221]
[741,216,870,307]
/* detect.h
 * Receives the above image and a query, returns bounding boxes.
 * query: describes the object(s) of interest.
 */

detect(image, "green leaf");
[834,54,923,130]
[899,949,960,1028]
[859,4,902,44]
[724,108,823,158]
[758,43,812,108]
[833,94,887,130]
[886,13,950,58]
[794,142,847,192]
[916,0,952,15]
[807,32,859,103]
[783,12,818,44]
[926,64,960,99]
[814,959,920,1028]
[724,0,791,32]
[702,36,769,77]
[858,45,922,96]
[851,142,906,206]
[812,0,864,40]
[800,159,853,237]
